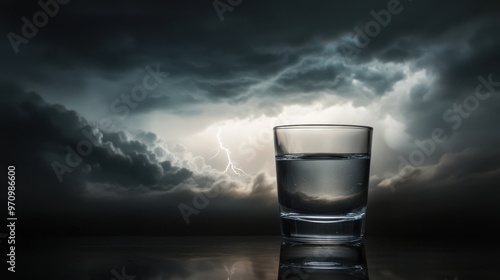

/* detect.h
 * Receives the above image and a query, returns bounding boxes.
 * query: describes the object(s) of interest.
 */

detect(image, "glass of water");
[274,124,373,243]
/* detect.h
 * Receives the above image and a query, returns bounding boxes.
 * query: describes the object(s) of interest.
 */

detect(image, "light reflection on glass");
[278,241,368,280]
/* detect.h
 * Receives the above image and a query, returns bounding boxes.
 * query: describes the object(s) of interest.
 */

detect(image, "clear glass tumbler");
[274,124,373,243]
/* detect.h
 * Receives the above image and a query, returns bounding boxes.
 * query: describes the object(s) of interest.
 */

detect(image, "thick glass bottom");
[280,207,366,244]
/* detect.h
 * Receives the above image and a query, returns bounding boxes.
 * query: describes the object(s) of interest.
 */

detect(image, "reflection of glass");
[274,125,373,243]
[278,241,368,280]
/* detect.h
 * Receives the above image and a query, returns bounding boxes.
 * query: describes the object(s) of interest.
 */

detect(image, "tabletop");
[12,236,500,279]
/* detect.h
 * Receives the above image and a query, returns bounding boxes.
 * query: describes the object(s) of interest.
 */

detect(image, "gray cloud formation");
[1,0,500,237]
[2,0,497,114]
[1,86,277,235]
[2,85,193,190]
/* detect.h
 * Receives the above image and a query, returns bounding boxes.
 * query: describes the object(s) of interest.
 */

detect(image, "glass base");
[280,207,366,244]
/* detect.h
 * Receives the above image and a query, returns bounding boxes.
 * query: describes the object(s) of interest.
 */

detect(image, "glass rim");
[273,124,373,131]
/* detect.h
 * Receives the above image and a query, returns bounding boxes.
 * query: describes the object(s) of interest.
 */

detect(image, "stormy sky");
[1,0,499,237]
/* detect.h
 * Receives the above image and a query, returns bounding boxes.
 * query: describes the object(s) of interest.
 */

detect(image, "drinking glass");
[274,124,373,243]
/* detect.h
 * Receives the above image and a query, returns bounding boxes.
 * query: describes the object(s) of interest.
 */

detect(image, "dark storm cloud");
[0,85,278,235]
[3,0,497,114]
[2,0,500,238]
[1,84,193,189]
[368,148,500,238]
[135,130,158,145]
[272,62,346,95]
[353,65,405,95]
[393,46,500,168]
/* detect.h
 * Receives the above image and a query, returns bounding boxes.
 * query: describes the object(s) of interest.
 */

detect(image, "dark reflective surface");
[279,241,368,279]
[15,236,500,279]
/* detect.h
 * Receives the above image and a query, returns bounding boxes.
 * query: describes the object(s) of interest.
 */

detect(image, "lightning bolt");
[209,129,247,176]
